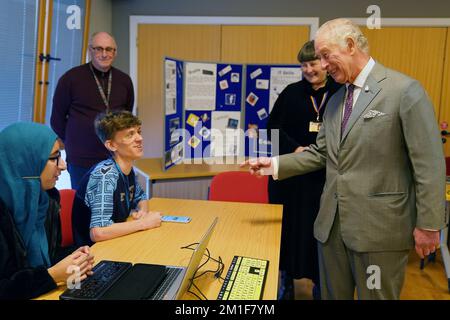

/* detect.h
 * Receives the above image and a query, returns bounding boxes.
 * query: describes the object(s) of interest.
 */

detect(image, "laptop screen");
[175,217,219,299]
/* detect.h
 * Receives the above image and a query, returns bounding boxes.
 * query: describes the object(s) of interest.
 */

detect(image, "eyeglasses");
[48,151,62,166]
[90,46,116,55]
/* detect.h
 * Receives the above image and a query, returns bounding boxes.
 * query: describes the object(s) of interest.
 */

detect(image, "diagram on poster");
[211,111,241,157]
[169,117,181,145]
[186,113,200,128]
[165,59,177,115]
[199,126,211,139]
[269,67,302,112]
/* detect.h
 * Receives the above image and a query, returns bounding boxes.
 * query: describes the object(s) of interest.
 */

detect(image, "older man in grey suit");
[244,18,447,299]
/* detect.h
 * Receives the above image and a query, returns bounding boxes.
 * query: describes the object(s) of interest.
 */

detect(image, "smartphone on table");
[161,215,191,223]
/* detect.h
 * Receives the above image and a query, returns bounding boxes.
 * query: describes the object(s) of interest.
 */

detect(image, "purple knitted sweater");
[51,63,134,168]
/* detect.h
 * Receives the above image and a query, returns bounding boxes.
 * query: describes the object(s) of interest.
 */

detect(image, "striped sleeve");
[85,162,119,228]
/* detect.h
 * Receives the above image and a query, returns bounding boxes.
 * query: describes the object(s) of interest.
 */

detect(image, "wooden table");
[37,197,283,300]
[134,157,248,199]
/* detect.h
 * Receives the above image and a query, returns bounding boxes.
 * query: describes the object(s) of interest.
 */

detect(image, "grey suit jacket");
[278,63,447,252]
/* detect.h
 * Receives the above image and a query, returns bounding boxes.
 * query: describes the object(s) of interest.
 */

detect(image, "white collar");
[347,57,375,89]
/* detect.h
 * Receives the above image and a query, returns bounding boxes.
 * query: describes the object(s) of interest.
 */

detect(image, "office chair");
[208,171,269,203]
[59,189,76,247]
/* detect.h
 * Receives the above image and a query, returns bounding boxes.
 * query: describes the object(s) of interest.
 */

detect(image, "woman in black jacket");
[0,122,95,299]
[267,40,342,299]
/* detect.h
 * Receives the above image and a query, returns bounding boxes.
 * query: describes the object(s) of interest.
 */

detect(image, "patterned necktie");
[341,84,355,135]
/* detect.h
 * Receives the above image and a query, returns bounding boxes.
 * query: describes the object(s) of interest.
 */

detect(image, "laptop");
[59,217,219,300]
[156,216,219,300]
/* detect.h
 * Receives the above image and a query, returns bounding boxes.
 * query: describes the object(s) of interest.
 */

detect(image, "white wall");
[55,150,71,190]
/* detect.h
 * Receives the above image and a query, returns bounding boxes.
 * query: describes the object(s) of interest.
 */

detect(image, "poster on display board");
[183,62,243,160]
[163,57,184,170]
[244,64,301,157]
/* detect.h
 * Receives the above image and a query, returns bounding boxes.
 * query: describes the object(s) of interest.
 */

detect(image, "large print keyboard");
[217,255,269,300]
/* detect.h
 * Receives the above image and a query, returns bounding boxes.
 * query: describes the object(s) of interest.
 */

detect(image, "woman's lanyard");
[89,63,112,111]
[113,159,131,213]
[310,92,328,122]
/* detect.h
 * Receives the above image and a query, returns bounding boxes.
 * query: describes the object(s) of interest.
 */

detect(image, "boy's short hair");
[95,110,141,143]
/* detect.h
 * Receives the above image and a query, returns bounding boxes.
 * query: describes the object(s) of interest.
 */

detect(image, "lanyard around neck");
[89,63,112,111]
[310,92,328,122]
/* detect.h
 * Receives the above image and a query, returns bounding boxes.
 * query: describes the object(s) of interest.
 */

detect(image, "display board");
[163,57,300,170]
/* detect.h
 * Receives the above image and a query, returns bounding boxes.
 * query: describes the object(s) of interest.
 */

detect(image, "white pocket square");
[363,110,386,119]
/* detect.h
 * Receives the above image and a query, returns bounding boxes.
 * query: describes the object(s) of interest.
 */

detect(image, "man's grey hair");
[316,18,369,54]
[89,31,117,48]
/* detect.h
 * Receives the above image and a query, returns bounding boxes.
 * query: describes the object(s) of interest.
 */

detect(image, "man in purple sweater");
[51,31,134,189]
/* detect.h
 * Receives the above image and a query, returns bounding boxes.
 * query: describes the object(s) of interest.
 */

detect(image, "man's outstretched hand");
[240,157,273,176]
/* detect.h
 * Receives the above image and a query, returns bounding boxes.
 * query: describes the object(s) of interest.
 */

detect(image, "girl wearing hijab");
[0,122,95,299]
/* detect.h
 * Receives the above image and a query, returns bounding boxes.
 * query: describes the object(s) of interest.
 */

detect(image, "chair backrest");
[59,189,76,247]
[209,171,268,203]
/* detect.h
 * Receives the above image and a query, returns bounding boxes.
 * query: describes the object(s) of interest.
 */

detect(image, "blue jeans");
[67,163,90,190]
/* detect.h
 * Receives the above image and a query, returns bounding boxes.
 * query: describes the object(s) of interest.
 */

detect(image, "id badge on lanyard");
[309,121,322,132]
[309,92,328,133]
